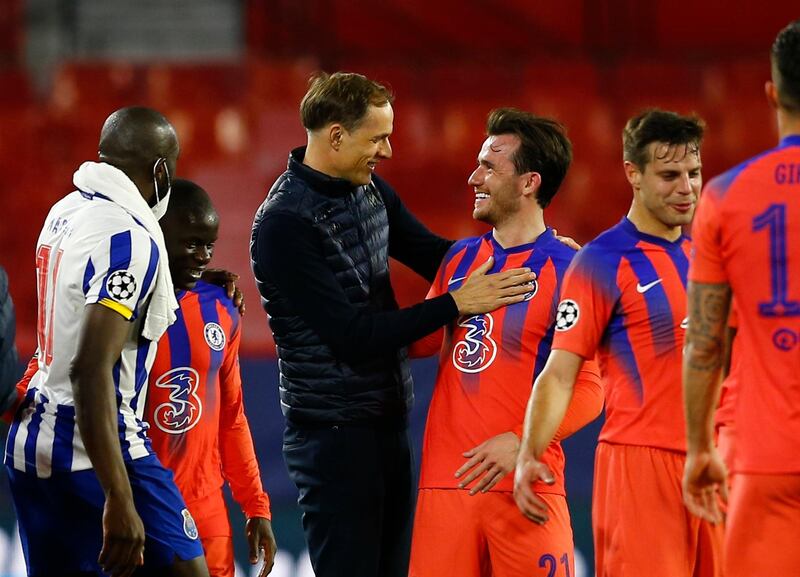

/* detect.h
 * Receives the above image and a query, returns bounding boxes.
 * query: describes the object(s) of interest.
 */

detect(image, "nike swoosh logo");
[636,279,663,293]
[448,275,467,286]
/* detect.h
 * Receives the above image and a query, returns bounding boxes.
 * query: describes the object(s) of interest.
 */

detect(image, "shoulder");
[193,281,237,311]
[704,144,785,200]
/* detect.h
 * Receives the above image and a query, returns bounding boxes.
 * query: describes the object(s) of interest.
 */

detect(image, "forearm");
[73,364,132,499]
[220,421,271,518]
[553,370,603,441]
[520,372,575,460]
[684,281,731,452]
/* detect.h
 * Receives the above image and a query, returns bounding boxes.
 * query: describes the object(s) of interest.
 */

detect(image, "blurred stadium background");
[0,1,797,575]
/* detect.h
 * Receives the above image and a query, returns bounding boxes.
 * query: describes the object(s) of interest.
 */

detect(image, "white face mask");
[151,159,172,220]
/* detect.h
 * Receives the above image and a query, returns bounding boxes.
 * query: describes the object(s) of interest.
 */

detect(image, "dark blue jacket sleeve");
[253,213,458,362]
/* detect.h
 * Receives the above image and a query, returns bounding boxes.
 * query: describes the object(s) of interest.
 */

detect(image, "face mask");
[151,159,172,220]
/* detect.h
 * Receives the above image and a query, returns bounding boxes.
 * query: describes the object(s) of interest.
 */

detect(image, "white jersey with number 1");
[5,190,161,477]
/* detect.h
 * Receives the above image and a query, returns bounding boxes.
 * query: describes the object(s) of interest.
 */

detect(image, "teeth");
[475,193,489,199]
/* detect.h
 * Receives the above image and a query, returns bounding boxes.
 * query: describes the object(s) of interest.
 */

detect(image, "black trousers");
[283,421,415,577]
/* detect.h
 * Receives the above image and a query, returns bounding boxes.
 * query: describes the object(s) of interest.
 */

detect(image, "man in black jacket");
[250,72,535,577]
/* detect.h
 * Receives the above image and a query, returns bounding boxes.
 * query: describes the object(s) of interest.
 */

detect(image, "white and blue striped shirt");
[5,190,161,476]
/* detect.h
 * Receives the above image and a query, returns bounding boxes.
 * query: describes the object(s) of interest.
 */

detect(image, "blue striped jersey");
[5,190,160,476]
[552,217,691,452]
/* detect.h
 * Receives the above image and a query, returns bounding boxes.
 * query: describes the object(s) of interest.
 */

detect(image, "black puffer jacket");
[0,266,20,413]
[251,148,456,425]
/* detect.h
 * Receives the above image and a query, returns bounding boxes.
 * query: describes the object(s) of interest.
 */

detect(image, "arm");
[379,178,453,282]
[682,280,732,524]
[552,357,603,441]
[71,304,144,577]
[408,327,444,358]
[456,356,601,495]
[255,213,534,362]
[217,325,276,576]
[513,349,585,523]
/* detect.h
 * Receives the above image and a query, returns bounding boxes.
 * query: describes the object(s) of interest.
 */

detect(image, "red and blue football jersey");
[553,217,690,452]
[145,281,270,518]
[418,230,601,495]
[691,134,800,474]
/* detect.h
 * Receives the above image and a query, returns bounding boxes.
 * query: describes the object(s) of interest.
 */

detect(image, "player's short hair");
[771,19,800,113]
[167,178,216,219]
[300,72,394,132]
[486,108,572,209]
[622,109,705,169]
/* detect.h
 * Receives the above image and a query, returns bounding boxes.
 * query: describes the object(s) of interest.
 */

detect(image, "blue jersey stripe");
[446,239,483,291]
[133,238,159,317]
[111,359,132,460]
[23,395,48,474]
[625,252,676,356]
[82,257,95,296]
[605,312,644,401]
[199,291,224,410]
[130,335,152,414]
[51,404,76,471]
[98,231,133,301]
[4,387,36,469]
[500,250,547,354]
[666,244,689,290]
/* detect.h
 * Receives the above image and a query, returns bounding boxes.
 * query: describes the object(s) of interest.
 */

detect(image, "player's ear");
[522,172,541,198]
[765,80,779,110]
[623,161,641,190]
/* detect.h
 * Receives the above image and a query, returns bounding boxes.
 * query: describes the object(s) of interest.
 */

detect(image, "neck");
[777,109,800,140]
[491,208,546,249]
[303,138,337,178]
[627,201,682,242]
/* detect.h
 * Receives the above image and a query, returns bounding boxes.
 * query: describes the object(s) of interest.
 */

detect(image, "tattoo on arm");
[686,282,732,371]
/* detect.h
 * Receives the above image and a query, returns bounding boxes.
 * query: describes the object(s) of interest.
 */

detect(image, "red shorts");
[593,442,722,577]
[725,472,800,577]
[409,489,573,577]
[186,493,234,577]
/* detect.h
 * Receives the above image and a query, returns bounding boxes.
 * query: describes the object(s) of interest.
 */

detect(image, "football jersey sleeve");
[218,320,271,520]
[84,229,160,321]
[689,185,727,284]
[553,246,619,359]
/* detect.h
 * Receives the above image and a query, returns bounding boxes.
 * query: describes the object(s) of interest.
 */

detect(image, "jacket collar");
[288,146,360,197]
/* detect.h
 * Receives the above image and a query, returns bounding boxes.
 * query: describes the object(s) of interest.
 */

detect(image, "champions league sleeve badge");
[555,299,580,331]
[105,270,138,302]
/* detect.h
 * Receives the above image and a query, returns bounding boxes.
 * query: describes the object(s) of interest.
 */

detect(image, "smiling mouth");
[367,161,378,170]
[187,268,205,280]
[475,192,490,200]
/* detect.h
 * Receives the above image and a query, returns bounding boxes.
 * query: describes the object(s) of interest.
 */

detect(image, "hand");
[455,432,520,495]
[552,228,581,250]
[683,448,728,524]
[450,257,537,315]
[246,517,277,577]
[201,269,245,315]
[98,494,145,577]
[513,452,555,524]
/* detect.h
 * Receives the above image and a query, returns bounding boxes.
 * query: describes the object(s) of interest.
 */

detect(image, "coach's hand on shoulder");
[450,257,536,315]
[456,431,520,495]
[98,494,145,577]
[247,516,277,577]
[513,452,555,525]
[552,228,581,251]
[201,269,246,315]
